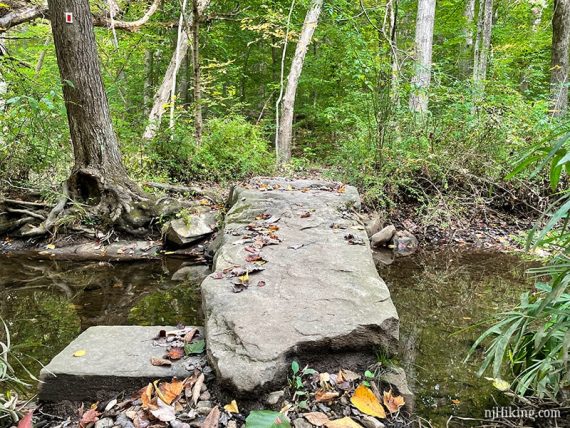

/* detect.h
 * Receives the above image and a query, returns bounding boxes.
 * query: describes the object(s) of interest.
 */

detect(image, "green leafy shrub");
[470,133,570,399]
[192,116,275,181]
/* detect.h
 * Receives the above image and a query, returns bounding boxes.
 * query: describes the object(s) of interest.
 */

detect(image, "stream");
[0,249,536,424]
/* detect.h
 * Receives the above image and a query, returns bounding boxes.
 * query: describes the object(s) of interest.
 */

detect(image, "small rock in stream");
[370,225,396,247]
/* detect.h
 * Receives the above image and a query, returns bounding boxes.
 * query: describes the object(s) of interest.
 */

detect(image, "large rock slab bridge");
[39,178,400,400]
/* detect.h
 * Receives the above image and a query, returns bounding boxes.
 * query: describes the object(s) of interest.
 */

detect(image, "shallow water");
[0,256,205,383]
[377,249,536,426]
[0,250,536,424]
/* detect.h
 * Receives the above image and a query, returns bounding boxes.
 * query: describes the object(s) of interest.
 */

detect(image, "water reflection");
[377,249,536,425]
[0,256,207,380]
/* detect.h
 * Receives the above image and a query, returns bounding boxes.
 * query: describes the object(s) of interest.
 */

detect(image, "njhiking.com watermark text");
[484,406,561,420]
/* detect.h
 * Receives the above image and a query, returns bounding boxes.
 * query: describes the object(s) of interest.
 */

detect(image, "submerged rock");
[391,230,419,256]
[165,212,217,247]
[202,178,399,394]
[171,265,211,283]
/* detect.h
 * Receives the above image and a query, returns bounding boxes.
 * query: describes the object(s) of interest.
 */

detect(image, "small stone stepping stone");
[39,326,201,401]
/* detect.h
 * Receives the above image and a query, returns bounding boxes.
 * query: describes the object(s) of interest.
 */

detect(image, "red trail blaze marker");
[65,12,73,23]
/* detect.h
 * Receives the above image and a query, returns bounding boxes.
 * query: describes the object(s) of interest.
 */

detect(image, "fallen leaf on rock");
[211,272,224,279]
[184,339,205,355]
[150,357,172,367]
[268,225,279,232]
[192,373,205,405]
[80,409,100,427]
[315,389,339,403]
[167,347,185,360]
[73,349,86,357]
[257,280,266,287]
[183,328,198,343]
[325,417,362,428]
[245,410,291,428]
[46,244,56,250]
[224,400,239,413]
[203,406,220,428]
[382,390,404,414]
[157,378,184,405]
[350,385,386,419]
[256,213,271,220]
[17,410,33,428]
[150,398,176,422]
[303,412,329,426]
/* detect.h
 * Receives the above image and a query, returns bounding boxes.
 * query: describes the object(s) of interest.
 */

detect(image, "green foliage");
[245,410,291,428]
[184,339,205,355]
[289,360,317,407]
[192,116,275,181]
[471,133,570,399]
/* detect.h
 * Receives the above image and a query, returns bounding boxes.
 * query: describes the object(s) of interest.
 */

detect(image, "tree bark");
[168,0,189,134]
[142,0,210,141]
[473,0,493,90]
[551,0,570,116]
[276,0,324,166]
[459,0,476,76]
[409,0,436,114]
[191,0,203,145]
[45,0,152,232]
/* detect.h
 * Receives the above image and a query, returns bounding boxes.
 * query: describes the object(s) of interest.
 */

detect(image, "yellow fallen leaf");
[224,400,239,414]
[46,244,55,249]
[485,377,510,391]
[451,399,461,405]
[350,385,386,419]
[73,349,86,357]
[382,390,405,414]
[325,417,363,428]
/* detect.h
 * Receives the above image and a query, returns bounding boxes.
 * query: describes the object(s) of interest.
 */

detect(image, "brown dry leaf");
[167,347,185,360]
[350,385,386,419]
[325,417,363,428]
[303,412,329,426]
[183,329,198,343]
[79,409,100,428]
[382,390,405,414]
[157,378,185,405]
[192,373,205,405]
[315,389,339,403]
[223,400,239,414]
[339,369,360,382]
[268,225,279,232]
[141,383,157,410]
[202,406,220,428]
[150,357,171,367]
[150,398,176,422]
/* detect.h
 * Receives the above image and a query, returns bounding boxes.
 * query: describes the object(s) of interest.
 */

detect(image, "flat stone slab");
[202,178,399,394]
[39,326,200,401]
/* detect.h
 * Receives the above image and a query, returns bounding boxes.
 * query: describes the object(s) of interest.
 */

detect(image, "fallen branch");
[1,198,48,208]
[5,207,46,221]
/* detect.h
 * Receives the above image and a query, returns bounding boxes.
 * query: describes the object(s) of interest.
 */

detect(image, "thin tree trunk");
[179,47,190,106]
[387,0,400,105]
[460,0,476,76]
[473,0,493,90]
[409,0,436,114]
[550,0,570,116]
[46,0,149,229]
[191,0,203,145]
[142,0,210,141]
[143,49,154,115]
[169,0,189,134]
[276,0,324,165]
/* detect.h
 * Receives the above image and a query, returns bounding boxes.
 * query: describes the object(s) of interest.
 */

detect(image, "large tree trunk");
[275,0,324,165]
[142,0,210,141]
[459,0,476,76]
[408,0,436,114]
[472,0,493,90]
[191,0,203,145]
[551,0,570,116]
[46,0,152,233]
